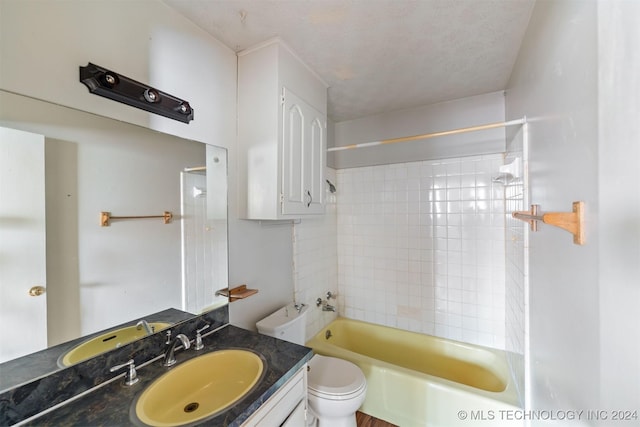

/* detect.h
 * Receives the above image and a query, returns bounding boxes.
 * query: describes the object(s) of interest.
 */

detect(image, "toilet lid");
[307,355,366,396]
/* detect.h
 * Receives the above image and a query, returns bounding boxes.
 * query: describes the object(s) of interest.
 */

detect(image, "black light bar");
[79,63,194,123]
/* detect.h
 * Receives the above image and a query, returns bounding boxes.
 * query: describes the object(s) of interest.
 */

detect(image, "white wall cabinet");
[281,88,326,215]
[241,365,307,426]
[238,38,328,220]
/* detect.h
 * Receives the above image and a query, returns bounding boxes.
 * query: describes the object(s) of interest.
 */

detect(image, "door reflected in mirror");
[0,91,228,367]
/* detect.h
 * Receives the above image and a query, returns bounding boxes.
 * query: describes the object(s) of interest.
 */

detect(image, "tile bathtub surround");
[293,168,339,339]
[336,154,507,349]
[504,129,528,405]
[0,305,229,426]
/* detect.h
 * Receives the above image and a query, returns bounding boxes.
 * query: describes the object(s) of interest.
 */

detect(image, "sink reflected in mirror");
[57,322,172,367]
[133,350,265,426]
[0,90,229,390]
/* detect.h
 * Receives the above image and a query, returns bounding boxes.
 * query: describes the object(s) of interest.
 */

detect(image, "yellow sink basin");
[58,322,171,367]
[134,350,265,427]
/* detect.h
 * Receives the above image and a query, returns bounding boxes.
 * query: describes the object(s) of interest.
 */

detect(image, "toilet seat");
[307,355,366,399]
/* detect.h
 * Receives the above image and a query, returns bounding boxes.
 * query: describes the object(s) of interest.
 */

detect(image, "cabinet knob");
[28,286,46,297]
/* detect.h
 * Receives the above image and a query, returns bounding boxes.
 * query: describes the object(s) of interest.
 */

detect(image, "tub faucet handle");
[326,291,336,300]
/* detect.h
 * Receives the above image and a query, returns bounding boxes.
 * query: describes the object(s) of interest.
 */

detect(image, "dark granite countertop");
[23,325,313,427]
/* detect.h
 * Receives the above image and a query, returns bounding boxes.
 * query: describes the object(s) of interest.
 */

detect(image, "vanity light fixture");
[79,63,194,123]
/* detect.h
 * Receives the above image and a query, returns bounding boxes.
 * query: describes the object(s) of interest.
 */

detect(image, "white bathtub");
[306,317,522,427]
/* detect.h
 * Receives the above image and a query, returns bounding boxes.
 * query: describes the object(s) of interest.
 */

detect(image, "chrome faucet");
[322,303,336,312]
[316,298,336,312]
[136,319,153,335]
[163,331,191,367]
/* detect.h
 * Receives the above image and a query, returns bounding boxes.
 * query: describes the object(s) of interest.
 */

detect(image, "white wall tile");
[336,154,507,349]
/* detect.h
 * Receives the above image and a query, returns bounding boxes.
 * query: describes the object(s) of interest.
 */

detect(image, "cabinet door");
[281,400,306,426]
[240,367,307,426]
[282,90,305,214]
[305,110,326,214]
[281,88,325,216]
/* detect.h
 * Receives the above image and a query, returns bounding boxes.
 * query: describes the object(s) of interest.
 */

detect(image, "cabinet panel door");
[281,88,325,216]
[305,113,325,214]
[281,400,306,426]
[282,91,305,215]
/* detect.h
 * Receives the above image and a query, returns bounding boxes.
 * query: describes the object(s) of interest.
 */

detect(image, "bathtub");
[306,318,522,427]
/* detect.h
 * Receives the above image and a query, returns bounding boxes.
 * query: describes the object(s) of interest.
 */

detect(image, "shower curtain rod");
[327,117,527,153]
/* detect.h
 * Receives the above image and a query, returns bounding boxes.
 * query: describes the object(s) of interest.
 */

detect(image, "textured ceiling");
[163,0,535,122]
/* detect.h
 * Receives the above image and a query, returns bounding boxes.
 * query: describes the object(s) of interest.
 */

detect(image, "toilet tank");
[256,303,308,345]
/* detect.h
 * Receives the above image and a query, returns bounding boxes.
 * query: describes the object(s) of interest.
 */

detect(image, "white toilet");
[256,304,367,427]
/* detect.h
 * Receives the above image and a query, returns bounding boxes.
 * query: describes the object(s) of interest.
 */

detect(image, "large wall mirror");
[0,91,228,373]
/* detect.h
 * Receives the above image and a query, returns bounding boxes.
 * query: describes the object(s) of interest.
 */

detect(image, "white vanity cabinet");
[241,365,307,426]
[238,38,328,220]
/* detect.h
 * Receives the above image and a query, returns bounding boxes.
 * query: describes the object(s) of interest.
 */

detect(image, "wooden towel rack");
[100,211,173,227]
[512,201,585,245]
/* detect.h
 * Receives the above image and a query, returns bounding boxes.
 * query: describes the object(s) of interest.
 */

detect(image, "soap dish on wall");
[492,157,521,185]
[215,285,258,302]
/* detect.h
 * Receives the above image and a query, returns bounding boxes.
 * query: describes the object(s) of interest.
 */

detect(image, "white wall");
[0,0,294,333]
[596,0,640,414]
[331,91,506,168]
[506,0,640,419]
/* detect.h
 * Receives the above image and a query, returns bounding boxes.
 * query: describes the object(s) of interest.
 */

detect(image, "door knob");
[28,286,46,297]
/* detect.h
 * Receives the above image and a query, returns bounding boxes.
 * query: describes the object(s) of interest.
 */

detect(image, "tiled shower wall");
[293,169,339,340]
[336,154,507,349]
[505,126,528,405]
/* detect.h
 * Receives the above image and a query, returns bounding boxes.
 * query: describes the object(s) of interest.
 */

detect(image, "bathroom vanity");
[0,84,313,426]
[2,306,312,426]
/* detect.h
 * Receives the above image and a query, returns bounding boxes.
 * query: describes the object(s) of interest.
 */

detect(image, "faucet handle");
[110,359,139,386]
[194,324,210,351]
[326,291,336,300]
[196,324,210,334]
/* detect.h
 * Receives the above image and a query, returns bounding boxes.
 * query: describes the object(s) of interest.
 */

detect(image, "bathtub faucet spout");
[317,298,336,312]
[323,304,336,312]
